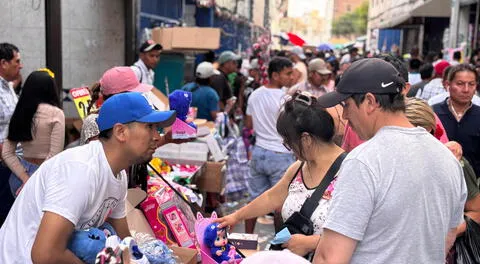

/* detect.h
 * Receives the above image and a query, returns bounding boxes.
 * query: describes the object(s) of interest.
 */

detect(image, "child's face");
[214,229,228,247]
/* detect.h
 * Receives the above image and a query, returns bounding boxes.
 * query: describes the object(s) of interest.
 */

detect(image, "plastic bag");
[455,217,480,264]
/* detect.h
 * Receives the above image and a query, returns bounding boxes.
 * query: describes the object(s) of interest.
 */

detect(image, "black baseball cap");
[317,58,405,108]
[139,40,163,53]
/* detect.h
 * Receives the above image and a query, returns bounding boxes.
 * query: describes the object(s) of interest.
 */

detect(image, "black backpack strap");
[299,152,347,219]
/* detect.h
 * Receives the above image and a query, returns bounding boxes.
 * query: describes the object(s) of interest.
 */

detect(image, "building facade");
[367,0,450,55]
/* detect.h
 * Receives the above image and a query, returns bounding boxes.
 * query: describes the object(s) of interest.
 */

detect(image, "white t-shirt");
[246,86,289,153]
[131,59,155,85]
[324,126,466,264]
[0,141,128,263]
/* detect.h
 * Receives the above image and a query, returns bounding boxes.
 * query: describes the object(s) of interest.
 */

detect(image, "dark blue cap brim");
[317,91,352,108]
[137,110,177,127]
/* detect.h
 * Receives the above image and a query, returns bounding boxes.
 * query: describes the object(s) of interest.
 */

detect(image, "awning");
[411,0,450,17]
[373,0,451,29]
[377,13,411,29]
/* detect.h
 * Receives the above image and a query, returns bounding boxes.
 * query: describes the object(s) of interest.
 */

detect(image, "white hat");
[290,46,306,60]
[196,62,220,79]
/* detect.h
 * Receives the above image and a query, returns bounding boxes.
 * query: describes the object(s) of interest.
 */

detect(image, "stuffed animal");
[204,223,241,264]
[68,223,117,264]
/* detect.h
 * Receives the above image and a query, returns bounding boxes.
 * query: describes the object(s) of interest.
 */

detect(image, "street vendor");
[0,92,176,263]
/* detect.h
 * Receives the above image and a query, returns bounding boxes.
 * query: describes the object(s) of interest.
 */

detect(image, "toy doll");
[204,223,241,264]
[169,90,197,129]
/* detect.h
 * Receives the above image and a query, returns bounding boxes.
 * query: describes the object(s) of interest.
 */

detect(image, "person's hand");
[15,183,24,196]
[444,141,462,161]
[224,97,237,113]
[282,234,312,257]
[214,213,240,231]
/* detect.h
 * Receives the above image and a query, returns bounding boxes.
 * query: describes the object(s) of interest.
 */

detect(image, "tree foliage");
[332,1,368,38]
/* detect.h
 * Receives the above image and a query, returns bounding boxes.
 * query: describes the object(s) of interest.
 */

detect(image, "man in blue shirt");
[182,62,220,121]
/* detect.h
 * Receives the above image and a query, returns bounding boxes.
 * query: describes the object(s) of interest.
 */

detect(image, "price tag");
[70,87,92,119]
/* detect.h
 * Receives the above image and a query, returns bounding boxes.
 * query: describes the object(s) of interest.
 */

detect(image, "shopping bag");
[455,217,480,264]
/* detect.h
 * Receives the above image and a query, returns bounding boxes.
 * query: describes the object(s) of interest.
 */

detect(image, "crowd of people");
[0,37,479,263]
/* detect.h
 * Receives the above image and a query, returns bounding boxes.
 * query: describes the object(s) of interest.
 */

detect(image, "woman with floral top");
[217,91,345,257]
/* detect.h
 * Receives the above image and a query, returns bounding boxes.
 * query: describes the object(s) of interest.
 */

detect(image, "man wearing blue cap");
[0,92,176,263]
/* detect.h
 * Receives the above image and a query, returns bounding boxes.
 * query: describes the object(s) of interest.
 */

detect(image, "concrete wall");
[0,0,46,80]
[253,0,266,27]
[62,0,125,89]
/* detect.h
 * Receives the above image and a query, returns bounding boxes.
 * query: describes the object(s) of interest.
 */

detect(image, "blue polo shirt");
[433,99,480,178]
[182,82,220,121]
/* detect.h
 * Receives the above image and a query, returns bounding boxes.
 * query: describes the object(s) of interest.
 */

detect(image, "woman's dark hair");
[8,71,61,142]
[87,82,102,114]
[447,63,478,83]
[277,92,335,160]
[87,82,116,114]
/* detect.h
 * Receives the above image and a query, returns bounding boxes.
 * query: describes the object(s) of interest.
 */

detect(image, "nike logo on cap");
[381,81,393,88]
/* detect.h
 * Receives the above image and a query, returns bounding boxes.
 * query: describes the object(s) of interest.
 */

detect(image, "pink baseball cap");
[100,66,153,96]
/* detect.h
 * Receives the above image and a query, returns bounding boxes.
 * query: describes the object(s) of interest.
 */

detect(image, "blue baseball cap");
[97,92,176,132]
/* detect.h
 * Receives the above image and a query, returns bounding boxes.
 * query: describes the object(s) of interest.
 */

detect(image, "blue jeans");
[9,159,39,196]
[248,146,295,200]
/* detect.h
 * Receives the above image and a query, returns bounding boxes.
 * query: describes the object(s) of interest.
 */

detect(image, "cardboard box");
[196,160,226,193]
[196,134,227,162]
[154,142,209,163]
[126,188,155,237]
[147,89,169,111]
[152,27,221,51]
[228,233,259,250]
[171,246,198,264]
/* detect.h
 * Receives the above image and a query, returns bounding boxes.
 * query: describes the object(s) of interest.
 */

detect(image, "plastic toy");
[195,212,242,264]
[169,90,197,139]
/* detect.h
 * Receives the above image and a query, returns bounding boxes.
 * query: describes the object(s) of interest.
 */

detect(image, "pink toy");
[195,212,242,264]
[162,206,196,249]
[171,118,197,139]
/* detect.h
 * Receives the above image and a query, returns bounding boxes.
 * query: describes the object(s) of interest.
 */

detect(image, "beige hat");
[308,58,331,75]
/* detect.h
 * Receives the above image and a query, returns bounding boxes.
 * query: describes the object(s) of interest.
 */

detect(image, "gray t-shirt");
[324,126,467,264]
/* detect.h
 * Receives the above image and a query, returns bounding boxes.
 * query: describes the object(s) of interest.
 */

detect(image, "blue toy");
[169,90,197,129]
[204,223,241,264]
[68,223,117,264]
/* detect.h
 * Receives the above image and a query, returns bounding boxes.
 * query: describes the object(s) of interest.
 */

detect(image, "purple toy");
[195,212,242,264]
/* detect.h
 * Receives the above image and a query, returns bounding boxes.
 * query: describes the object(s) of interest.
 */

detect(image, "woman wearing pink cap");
[85,66,182,146]
[87,66,154,113]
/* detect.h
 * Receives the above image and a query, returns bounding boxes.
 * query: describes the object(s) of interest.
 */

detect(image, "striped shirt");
[0,77,18,143]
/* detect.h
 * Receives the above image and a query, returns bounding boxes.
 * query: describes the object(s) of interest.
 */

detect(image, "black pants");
[0,163,14,227]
